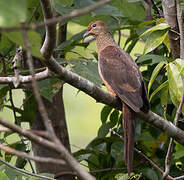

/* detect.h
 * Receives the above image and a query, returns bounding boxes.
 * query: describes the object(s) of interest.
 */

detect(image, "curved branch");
[46,57,184,145]
[40,0,56,59]
[0,68,51,84]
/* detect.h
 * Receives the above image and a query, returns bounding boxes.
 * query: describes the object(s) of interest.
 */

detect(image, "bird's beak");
[83,30,96,43]
[83,30,90,39]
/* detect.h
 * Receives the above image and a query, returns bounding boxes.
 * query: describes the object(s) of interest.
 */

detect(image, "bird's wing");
[99,46,144,112]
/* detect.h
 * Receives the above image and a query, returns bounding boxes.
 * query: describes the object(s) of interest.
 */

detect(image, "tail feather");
[122,103,135,175]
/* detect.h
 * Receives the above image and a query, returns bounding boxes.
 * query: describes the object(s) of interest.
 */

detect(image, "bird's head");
[83,20,108,39]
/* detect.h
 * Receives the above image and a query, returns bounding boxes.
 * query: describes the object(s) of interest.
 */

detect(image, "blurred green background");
[0,22,144,152]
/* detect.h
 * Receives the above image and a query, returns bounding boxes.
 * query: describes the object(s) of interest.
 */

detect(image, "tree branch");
[44,56,184,145]
[162,0,180,59]
[0,144,65,165]
[0,68,52,84]
[0,117,95,180]
[21,23,57,140]
[177,0,184,58]
[40,0,56,59]
[163,3,184,179]
[0,0,112,32]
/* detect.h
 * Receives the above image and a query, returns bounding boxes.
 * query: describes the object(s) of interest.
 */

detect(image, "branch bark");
[0,144,65,165]
[0,68,51,84]
[162,0,180,59]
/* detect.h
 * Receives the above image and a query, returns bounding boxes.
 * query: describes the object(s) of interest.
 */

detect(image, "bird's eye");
[92,24,97,28]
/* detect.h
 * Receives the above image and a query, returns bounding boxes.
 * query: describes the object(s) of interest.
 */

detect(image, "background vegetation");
[0,0,184,180]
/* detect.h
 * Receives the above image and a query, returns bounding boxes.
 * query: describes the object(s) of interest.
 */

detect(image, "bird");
[83,20,150,175]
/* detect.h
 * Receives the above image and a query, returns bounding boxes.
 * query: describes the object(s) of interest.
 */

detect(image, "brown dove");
[83,20,150,175]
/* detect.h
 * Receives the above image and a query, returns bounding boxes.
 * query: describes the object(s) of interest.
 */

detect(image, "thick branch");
[46,57,184,145]
[162,0,180,59]
[177,0,184,58]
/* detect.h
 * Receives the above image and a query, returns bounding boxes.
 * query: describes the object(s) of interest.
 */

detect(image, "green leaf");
[98,122,114,137]
[69,59,102,87]
[52,0,74,7]
[55,30,87,53]
[115,173,129,180]
[143,30,168,55]
[110,110,119,126]
[0,85,9,109]
[0,0,27,27]
[3,31,42,58]
[167,62,184,113]
[101,105,113,124]
[73,149,93,162]
[38,78,63,102]
[111,0,145,21]
[140,23,170,37]
[73,148,107,162]
[136,54,168,66]
[173,143,184,159]
[163,33,170,52]
[22,94,36,122]
[0,35,14,56]
[142,168,158,180]
[75,0,122,17]
[0,172,10,180]
[111,141,124,163]
[175,58,184,75]
[161,85,169,107]
[149,81,168,101]
[148,61,166,96]
[5,166,27,180]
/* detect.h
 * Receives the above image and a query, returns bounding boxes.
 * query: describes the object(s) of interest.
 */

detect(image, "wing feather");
[99,46,144,112]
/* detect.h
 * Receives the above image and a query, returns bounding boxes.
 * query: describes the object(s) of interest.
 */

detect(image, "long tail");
[122,103,135,175]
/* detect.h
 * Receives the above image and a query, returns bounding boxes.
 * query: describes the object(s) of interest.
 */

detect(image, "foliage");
[0,0,184,179]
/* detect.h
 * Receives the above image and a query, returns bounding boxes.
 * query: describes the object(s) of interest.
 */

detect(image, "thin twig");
[0,0,112,32]
[21,23,57,141]
[175,175,184,180]
[163,76,184,179]
[9,88,17,123]
[0,158,56,180]
[0,143,65,165]
[109,129,175,180]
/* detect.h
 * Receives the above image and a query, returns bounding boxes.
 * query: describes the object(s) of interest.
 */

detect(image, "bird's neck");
[96,32,116,52]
